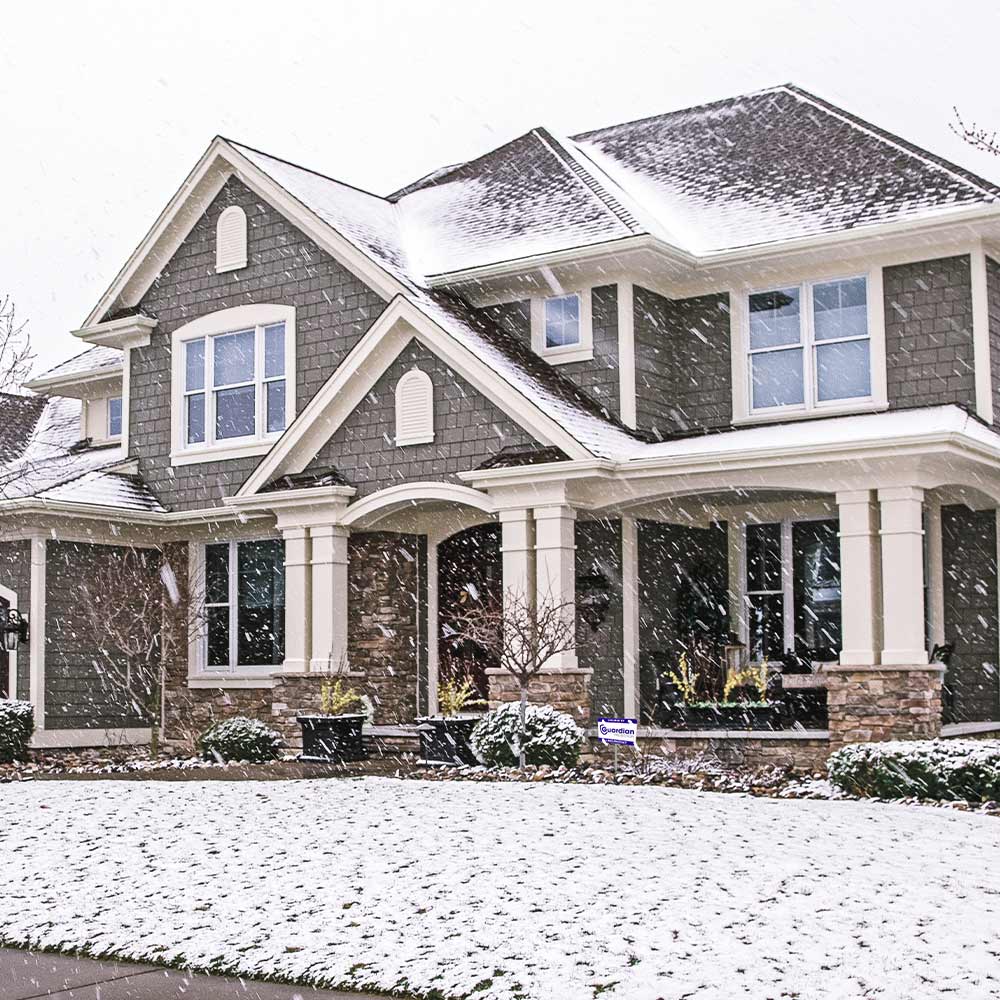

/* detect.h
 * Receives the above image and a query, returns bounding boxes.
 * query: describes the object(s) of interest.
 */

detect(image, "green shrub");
[0,700,34,763]
[471,702,583,768]
[828,739,1000,801]
[199,716,283,763]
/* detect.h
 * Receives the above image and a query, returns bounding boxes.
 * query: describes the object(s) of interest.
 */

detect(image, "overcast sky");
[3,0,1000,376]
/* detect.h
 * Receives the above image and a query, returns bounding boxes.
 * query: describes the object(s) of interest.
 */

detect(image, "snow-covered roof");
[26,345,123,389]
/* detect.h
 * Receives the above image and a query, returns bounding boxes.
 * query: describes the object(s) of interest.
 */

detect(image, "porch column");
[281,528,312,672]
[499,508,535,607]
[533,504,578,670]
[836,490,882,666]
[878,486,928,665]
[309,524,350,672]
[426,538,440,717]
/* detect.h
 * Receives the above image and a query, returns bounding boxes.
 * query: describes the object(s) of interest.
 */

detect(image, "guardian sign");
[597,717,638,747]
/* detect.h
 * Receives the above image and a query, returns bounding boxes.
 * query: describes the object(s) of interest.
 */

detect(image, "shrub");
[471,702,583,768]
[198,716,283,763]
[0,700,34,763]
[828,739,1000,801]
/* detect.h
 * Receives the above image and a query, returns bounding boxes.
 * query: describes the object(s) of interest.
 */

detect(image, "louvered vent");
[216,205,248,272]
[395,368,434,446]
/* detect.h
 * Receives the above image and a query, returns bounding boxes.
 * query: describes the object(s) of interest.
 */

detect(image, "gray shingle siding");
[0,540,31,700]
[883,255,976,413]
[634,286,732,438]
[128,176,388,511]
[45,541,154,731]
[986,255,1000,427]
[308,340,540,497]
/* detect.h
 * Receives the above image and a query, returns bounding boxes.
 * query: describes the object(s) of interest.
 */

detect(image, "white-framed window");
[198,538,285,676]
[394,368,434,446]
[735,272,886,421]
[170,304,295,465]
[107,396,123,438]
[216,205,248,273]
[530,289,594,364]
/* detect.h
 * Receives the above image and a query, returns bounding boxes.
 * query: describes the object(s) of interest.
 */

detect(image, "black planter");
[675,703,780,731]
[416,716,481,766]
[297,714,367,762]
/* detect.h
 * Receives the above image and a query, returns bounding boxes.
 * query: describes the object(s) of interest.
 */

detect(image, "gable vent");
[395,368,434,446]
[216,205,248,273]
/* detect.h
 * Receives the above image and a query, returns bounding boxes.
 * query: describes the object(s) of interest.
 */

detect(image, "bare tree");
[74,547,204,755]
[449,587,576,767]
[0,296,33,393]
[952,108,1000,158]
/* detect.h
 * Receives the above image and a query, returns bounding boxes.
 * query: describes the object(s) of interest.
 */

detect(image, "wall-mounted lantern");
[2,609,28,652]
[578,571,612,631]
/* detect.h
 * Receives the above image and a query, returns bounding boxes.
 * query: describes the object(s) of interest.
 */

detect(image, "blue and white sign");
[597,717,638,746]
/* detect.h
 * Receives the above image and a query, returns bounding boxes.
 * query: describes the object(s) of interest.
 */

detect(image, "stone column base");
[825,664,944,750]
[486,668,593,725]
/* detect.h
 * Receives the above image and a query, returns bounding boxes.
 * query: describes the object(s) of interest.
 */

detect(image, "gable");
[305,339,543,497]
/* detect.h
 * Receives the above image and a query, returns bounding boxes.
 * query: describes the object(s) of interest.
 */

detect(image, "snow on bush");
[0,699,34,762]
[198,717,282,763]
[471,702,582,767]
[828,738,1000,801]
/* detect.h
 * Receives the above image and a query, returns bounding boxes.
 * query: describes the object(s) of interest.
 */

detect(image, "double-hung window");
[107,396,123,438]
[203,539,285,674]
[530,290,593,364]
[748,276,872,415]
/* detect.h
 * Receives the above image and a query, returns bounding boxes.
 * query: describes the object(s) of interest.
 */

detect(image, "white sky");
[3,0,1000,377]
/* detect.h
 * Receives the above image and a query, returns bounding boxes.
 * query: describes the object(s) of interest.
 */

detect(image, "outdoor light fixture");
[577,571,612,631]
[2,609,28,652]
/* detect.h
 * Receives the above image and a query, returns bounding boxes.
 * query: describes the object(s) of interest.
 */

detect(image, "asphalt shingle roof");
[29,345,122,386]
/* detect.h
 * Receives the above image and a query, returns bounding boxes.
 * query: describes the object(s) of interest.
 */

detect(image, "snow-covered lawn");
[2,779,997,1000]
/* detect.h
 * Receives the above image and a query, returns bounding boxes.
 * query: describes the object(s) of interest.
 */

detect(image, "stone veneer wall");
[591,735,830,772]
[487,670,592,726]
[825,667,944,750]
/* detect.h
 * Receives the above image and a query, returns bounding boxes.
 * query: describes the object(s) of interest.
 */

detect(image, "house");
[3,84,1000,765]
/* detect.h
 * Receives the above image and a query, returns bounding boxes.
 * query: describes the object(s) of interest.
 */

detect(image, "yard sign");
[597,717,638,747]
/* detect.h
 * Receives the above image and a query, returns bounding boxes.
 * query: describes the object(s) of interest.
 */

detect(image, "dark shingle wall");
[129,176,388,511]
[0,540,31,700]
[884,255,976,413]
[308,339,539,497]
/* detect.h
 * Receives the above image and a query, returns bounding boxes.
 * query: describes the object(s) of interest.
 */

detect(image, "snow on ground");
[2,778,997,1000]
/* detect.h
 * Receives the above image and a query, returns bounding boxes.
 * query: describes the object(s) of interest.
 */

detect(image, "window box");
[416,715,482,766]
[297,713,367,762]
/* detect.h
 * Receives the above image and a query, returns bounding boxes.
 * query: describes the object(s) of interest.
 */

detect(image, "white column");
[281,527,312,672]
[309,525,350,673]
[499,508,535,608]
[29,536,46,728]
[727,515,748,643]
[426,539,440,716]
[617,281,637,429]
[533,505,578,670]
[621,516,640,718]
[925,497,945,649]
[836,490,883,666]
[878,486,928,665]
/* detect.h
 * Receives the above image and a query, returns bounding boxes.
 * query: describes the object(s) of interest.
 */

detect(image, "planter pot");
[677,703,780,731]
[416,716,481,766]
[297,714,367,762]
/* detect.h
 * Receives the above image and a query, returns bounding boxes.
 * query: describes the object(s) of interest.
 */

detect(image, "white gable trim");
[237,297,592,497]
[81,137,406,329]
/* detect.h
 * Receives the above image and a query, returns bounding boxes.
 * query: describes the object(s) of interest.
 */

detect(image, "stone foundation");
[487,669,593,725]
[826,665,944,750]
[589,734,830,772]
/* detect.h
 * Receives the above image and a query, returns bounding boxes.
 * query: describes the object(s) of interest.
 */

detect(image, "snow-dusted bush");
[828,739,1000,801]
[471,702,583,768]
[198,717,282,763]
[0,699,34,763]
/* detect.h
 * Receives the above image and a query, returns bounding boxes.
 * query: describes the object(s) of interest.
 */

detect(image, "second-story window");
[107,396,123,438]
[184,322,287,447]
[544,293,581,348]
[748,276,871,413]
[530,289,593,365]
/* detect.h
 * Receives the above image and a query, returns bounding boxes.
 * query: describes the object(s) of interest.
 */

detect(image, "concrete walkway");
[1,948,394,999]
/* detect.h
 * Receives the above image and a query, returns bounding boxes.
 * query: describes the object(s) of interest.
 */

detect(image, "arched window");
[216,205,248,272]
[394,368,434,446]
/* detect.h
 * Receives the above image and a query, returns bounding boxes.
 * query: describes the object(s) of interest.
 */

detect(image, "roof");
[26,345,122,389]
[0,392,47,463]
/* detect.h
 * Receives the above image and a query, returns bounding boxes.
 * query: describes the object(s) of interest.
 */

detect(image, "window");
[203,539,285,673]
[395,368,434,446]
[107,396,123,438]
[182,321,288,448]
[216,205,248,272]
[544,294,581,348]
[530,290,593,364]
[743,518,842,664]
[748,276,872,414]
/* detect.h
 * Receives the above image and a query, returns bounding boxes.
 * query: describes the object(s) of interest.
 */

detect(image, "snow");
[2,777,998,999]
[27,344,122,386]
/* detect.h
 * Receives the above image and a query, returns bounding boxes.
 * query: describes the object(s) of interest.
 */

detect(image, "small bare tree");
[0,296,32,393]
[952,108,1000,158]
[75,547,204,756]
[449,587,576,767]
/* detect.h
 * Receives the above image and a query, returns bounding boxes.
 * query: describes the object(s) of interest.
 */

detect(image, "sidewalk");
[1,948,394,999]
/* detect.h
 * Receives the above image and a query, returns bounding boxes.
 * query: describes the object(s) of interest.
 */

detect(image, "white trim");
[621,516,639,718]
[426,539,440,717]
[341,482,495,529]
[0,583,17,701]
[237,297,592,497]
[31,727,152,748]
[394,367,435,446]
[187,676,277,690]
[926,497,945,648]
[169,304,296,465]
[24,365,123,394]
[28,537,45,728]
[121,348,132,455]
[215,205,248,272]
[529,289,594,365]
[941,720,1000,737]
[971,244,994,423]
[617,282,636,428]
[72,314,157,350]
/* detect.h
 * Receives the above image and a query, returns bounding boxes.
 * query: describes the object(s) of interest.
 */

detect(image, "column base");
[486,668,593,724]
